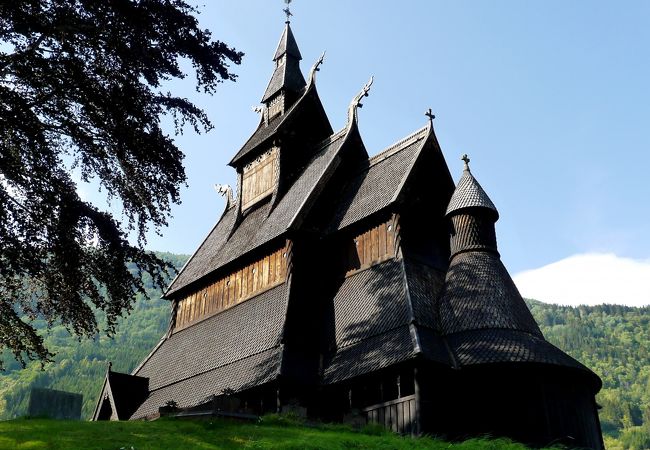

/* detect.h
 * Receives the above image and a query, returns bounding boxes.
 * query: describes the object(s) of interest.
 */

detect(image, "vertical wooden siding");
[174,247,288,332]
[346,220,397,276]
[242,149,277,210]
[364,395,417,436]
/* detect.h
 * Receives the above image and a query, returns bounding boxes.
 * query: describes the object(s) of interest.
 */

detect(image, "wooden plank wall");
[346,220,396,276]
[242,149,277,210]
[174,247,288,332]
[364,394,417,436]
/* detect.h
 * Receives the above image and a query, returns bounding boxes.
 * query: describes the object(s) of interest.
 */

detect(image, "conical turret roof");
[445,162,498,219]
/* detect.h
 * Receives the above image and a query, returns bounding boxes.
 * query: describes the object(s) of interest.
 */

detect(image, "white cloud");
[513,253,650,307]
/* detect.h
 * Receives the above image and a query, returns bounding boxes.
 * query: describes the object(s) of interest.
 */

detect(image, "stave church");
[93,12,604,449]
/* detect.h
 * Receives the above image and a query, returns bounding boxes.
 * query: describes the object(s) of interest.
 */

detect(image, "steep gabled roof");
[131,283,288,418]
[166,130,348,297]
[92,369,149,420]
[231,23,322,167]
[323,125,432,232]
[230,77,329,167]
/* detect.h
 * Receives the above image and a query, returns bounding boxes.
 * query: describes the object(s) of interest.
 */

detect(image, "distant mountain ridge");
[1,253,649,448]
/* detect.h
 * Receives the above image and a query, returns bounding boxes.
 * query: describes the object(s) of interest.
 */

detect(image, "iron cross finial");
[461,154,471,171]
[283,0,293,23]
[425,108,435,122]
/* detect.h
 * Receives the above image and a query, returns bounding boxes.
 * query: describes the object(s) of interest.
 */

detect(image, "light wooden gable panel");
[174,246,288,332]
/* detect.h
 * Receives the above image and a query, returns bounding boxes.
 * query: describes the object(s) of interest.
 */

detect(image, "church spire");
[260,16,306,105]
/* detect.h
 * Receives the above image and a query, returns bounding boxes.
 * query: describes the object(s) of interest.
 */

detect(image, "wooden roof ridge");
[91,367,112,420]
[398,256,423,355]
[367,124,430,167]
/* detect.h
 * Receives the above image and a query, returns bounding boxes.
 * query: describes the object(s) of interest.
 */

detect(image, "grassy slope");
[0,417,549,450]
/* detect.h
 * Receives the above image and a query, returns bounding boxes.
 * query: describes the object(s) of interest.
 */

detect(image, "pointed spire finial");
[107,361,112,372]
[283,0,293,23]
[461,154,471,172]
[425,108,435,123]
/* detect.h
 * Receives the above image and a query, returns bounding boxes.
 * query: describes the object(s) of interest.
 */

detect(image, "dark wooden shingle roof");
[325,125,430,232]
[438,252,543,337]
[261,58,306,103]
[131,284,288,417]
[166,132,347,297]
[445,169,498,218]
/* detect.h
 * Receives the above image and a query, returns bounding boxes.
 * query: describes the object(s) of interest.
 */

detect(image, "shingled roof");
[445,168,498,219]
[166,130,348,297]
[131,283,288,418]
[324,125,431,233]
[262,22,305,102]
[323,258,452,384]
[92,370,149,420]
[438,164,598,382]
[273,23,302,61]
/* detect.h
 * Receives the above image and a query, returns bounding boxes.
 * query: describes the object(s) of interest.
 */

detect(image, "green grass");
[0,416,552,450]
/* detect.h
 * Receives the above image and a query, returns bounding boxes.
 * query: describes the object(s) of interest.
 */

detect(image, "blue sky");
[83,2,650,303]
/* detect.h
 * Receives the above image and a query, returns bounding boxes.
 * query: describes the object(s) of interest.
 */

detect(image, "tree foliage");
[0,0,242,369]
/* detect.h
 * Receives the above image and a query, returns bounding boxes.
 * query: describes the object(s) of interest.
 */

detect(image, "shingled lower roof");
[323,260,416,384]
[166,132,347,297]
[446,328,596,377]
[131,284,288,416]
[438,251,543,337]
[325,125,430,232]
[324,325,415,384]
[131,348,281,419]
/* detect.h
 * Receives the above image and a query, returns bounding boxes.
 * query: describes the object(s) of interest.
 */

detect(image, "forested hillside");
[1,255,649,448]
[526,300,650,449]
[0,252,188,420]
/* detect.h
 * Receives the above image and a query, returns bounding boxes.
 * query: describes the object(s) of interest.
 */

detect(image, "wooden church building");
[93,16,604,449]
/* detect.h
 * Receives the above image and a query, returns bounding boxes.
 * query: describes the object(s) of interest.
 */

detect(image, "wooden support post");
[414,367,422,435]
[397,375,401,399]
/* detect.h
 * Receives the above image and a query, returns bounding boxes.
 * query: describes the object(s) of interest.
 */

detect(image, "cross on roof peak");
[283,0,293,23]
[461,154,471,171]
[425,108,435,122]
